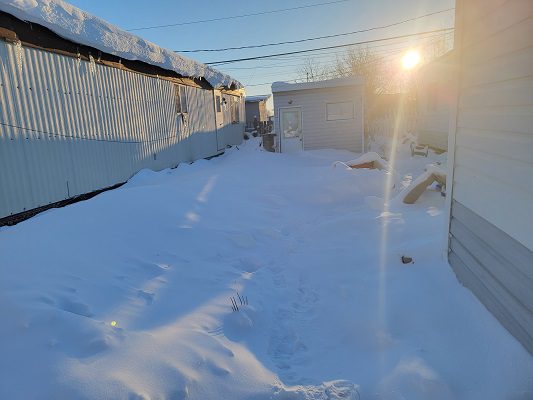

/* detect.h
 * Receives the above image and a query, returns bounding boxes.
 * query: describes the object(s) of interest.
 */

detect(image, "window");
[230,96,240,123]
[326,101,354,121]
[180,86,188,113]
[280,108,302,138]
[216,95,221,113]
[174,84,188,114]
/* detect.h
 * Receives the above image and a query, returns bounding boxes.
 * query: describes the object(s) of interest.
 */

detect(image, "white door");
[214,91,224,129]
[279,107,303,153]
[214,91,224,150]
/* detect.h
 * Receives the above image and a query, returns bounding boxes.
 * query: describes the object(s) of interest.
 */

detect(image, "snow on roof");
[0,0,242,89]
[245,94,271,103]
[272,77,363,93]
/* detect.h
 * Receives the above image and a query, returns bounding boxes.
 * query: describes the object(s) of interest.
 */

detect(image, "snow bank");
[0,0,241,89]
[0,141,531,399]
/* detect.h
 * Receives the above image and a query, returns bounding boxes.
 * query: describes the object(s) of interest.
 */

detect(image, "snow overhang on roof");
[245,94,271,103]
[272,77,364,93]
[0,0,242,90]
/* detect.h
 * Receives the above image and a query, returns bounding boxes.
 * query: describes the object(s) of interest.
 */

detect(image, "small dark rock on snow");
[401,255,413,264]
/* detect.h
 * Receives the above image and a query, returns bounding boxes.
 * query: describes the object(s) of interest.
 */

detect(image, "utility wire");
[206,27,454,65]
[237,48,407,81]
[239,33,454,86]
[178,8,454,53]
[221,30,453,69]
[241,49,407,86]
[127,0,351,31]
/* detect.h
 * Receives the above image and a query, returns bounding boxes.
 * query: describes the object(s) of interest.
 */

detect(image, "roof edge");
[272,77,364,93]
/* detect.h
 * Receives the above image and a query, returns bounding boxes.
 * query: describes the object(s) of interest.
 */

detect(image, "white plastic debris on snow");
[398,164,447,204]
[343,152,390,170]
[0,0,241,89]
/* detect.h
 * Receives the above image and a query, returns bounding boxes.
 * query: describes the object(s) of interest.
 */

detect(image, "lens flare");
[402,50,421,70]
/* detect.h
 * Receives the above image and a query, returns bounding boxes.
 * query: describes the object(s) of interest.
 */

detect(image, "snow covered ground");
[0,140,531,399]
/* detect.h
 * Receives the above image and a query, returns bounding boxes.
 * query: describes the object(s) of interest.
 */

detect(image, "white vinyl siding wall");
[452,0,533,250]
[448,0,533,353]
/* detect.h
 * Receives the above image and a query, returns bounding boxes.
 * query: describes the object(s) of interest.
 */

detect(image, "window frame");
[230,95,240,124]
[174,84,189,114]
[325,101,355,121]
[215,95,222,113]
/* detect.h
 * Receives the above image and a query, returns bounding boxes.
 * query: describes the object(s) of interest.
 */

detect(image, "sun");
[402,50,421,70]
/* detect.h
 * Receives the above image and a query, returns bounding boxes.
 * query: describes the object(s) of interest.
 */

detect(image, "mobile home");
[272,77,364,153]
[0,1,245,224]
[447,0,533,353]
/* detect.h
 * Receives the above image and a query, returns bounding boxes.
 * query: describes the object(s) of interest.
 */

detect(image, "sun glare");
[402,50,421,70]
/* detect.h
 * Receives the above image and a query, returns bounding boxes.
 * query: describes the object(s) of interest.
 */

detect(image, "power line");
[241,49,412,86]
[246,80,298,88]
[127,0,351,31]
[238,33,454,86]
[238,49,407,81]
[206,27,454,66]
[178,8,454,53]
[220,30,453,69]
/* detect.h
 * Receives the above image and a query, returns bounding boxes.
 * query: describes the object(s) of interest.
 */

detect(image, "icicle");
[14,40,23,72]
[88,54,96,74]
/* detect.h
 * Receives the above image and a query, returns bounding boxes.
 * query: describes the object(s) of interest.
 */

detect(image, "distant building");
[245,95,271,130]
[446,0,533,353]
[415,50,456,152]
[272,78,364,153]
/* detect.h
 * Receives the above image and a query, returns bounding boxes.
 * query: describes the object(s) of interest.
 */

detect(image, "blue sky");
[67,0,454,100]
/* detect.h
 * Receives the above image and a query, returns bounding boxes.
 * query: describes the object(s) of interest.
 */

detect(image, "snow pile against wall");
[0,0,241,89]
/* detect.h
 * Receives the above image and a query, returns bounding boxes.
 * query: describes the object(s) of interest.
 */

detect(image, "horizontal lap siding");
[449,0,533,353]
[453,0,533,250]
[449,201,533,352]
[274,86,363,153]
[0,41,224,219]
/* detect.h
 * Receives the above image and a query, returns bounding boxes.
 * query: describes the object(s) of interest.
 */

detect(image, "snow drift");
[0,140,531,399]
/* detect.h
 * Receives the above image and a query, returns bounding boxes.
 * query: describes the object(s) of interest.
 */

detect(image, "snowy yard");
[0,140,531,399]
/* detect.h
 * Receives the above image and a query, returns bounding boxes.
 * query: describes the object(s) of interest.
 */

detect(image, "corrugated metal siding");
[448,0,533,353]
[215,93,244,149]
[0,40,241,219]
[273,85,364,153]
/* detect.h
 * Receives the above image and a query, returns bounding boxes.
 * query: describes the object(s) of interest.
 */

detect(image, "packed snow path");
[0,140,531,399]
